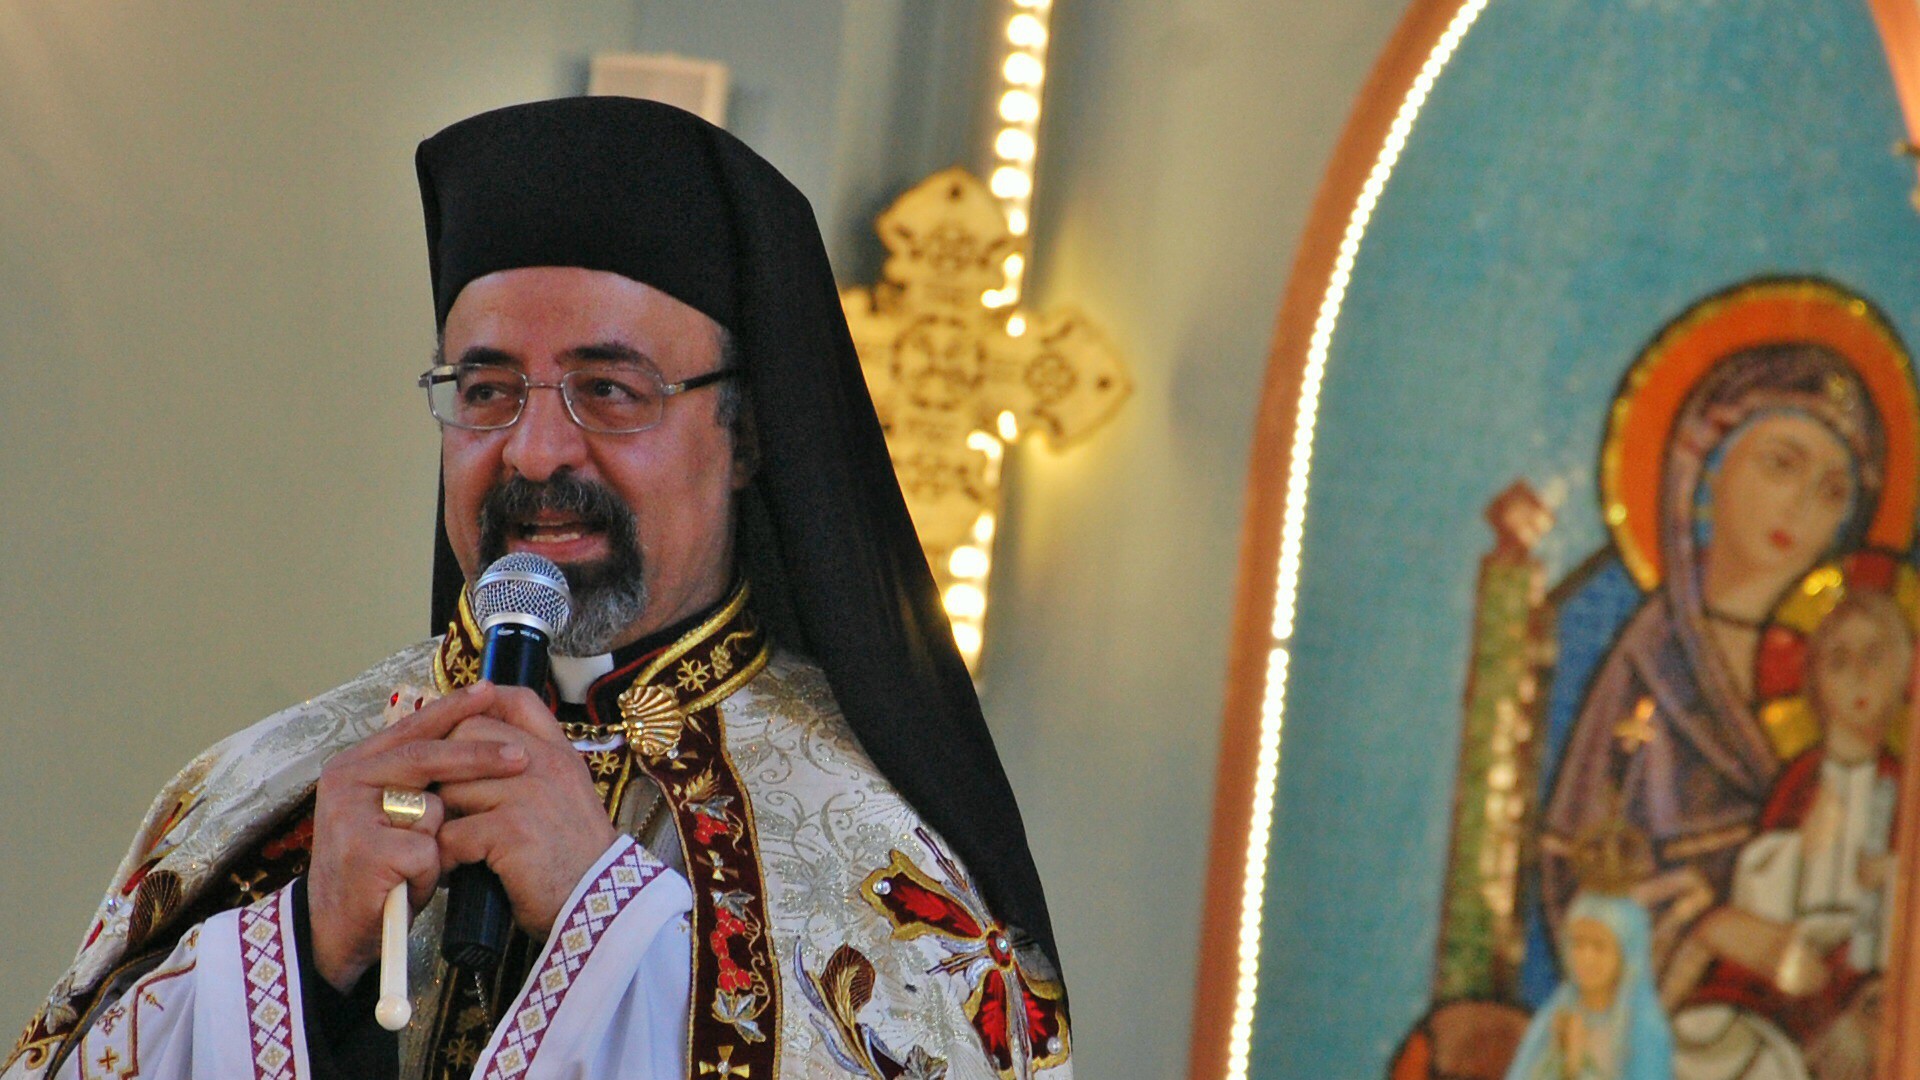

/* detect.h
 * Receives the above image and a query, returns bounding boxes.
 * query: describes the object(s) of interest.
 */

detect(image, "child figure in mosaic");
[1668,582,1911,1080]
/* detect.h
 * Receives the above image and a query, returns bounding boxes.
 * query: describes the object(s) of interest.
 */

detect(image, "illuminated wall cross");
[841,172,1129,670]
[841,1,1130,672]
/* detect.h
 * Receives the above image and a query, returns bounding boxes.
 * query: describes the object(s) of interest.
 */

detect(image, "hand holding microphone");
[311,552,612,1026]
[306,682,524,999]
[437,553,573,971]
[436,554,617,963]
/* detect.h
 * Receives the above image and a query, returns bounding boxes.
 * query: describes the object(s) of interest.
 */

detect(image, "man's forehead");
[448,266,717,325]
[450,342,660,369]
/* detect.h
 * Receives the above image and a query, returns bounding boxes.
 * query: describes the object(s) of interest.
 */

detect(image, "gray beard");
[475,472,650,656]
[551,571,648,656]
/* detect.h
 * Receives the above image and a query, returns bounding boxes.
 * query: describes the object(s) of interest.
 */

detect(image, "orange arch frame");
[1188,5,1920,1080]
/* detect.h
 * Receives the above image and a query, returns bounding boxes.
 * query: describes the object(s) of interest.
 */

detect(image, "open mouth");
[511,514,609,548]
[515,517,598,543]
[478,475,638,580]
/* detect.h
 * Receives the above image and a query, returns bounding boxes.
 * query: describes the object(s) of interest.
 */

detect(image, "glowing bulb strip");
[953,0,1054,672]
[1223,3,1491,1077]
[985,0,1053,318]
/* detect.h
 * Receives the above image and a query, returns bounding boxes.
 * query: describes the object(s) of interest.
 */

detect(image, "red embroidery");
[259,815,314,860]
[861,838,1071,1076]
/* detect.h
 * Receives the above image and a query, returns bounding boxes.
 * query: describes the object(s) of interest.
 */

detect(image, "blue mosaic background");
[1250,2,1920,1076]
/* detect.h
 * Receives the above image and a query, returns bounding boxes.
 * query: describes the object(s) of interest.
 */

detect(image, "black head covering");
[417,97,1060,971]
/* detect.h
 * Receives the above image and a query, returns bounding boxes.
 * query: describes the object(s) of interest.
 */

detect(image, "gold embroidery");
[617,683,690,760]
[677,658,715,693]
[700,1044,752,1077]
[229,870,271,905]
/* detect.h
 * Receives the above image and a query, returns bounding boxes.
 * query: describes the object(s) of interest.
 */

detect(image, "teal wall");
[0,2,1409,1076]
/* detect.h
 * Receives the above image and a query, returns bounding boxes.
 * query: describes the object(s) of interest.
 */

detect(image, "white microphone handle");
[374,883,412,1030]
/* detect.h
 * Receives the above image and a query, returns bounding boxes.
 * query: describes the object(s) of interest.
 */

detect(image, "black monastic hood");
[416,97,1060,971]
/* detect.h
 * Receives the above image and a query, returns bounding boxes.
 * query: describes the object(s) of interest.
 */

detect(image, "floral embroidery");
[677,657,714,693]
[797,945,949,1080]
[862,835,1070,1077]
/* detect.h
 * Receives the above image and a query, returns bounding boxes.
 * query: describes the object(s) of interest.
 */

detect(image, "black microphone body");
[440,553,572,973]
[440,619,551,970]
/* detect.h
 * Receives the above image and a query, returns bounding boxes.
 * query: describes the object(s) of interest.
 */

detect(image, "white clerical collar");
[550,651,615,703]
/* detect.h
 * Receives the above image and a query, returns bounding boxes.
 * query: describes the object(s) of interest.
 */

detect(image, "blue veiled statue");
[1507,893,1674,1080]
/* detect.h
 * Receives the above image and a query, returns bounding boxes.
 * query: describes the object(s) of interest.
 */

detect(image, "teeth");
[519,522,590,544]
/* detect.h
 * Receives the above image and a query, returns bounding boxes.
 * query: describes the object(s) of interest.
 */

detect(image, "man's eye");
[579,377,644,402]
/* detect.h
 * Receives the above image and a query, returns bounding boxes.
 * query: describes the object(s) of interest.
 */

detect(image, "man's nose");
[502,386,589,482]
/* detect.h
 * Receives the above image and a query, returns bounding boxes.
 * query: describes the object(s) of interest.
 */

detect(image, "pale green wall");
[0,2,1405,1075]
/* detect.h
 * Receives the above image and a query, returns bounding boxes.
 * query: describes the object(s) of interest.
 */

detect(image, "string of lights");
[939,0,1057,669]
[1224,3,1492,1077]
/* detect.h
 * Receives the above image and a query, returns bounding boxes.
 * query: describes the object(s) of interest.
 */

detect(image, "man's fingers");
[447,714,527,747]
[476,686,573,746]
[343,736,529,790]
[355,681,500,755]
[357,830,442,913]
[374,788,447,836]
[436,814,498,876]
[437,776,515,819]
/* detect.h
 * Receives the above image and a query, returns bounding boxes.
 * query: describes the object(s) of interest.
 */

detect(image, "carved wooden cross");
[841,168,1130,667]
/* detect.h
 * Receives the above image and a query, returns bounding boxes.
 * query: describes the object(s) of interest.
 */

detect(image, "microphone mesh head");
[472,553,572,636]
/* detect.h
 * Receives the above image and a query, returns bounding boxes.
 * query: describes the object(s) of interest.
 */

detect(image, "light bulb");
[972,513,996,544]
[944,584,987,619]
[999,90,1040,123]
[1007,14,1047,48]
[990,167,1033,199]
[996,128,1037,162]
[1003,52,1044,87]
[952,621,983,658]
[950,545,990,578]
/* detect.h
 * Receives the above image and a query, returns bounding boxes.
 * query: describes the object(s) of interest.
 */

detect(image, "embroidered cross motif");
[677,658,715,693]
[230,869,272,905]
[700,1045,750,1078]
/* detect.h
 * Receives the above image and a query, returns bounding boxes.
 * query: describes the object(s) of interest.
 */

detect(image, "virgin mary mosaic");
[1394,278,1920,1080]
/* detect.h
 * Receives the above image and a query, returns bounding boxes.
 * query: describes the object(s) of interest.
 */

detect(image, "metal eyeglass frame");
[417,363,737,434]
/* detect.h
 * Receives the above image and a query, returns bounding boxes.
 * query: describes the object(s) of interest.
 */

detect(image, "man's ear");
[730,402,760,490]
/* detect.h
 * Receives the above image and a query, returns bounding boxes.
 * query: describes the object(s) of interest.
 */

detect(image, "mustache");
[476,473,638,566]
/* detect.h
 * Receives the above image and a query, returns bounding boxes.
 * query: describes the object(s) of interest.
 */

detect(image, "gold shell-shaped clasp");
[618,682,688,760]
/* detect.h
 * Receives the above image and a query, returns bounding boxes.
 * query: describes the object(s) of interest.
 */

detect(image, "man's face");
[440,266,745,652]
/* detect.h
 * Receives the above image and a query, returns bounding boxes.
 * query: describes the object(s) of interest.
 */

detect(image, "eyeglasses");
[418,362,737,435]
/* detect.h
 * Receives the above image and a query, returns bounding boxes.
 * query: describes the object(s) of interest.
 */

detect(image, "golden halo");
[1601,278,1919,590]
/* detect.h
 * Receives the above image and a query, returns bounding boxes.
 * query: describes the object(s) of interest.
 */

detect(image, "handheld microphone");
[440,552,571,972]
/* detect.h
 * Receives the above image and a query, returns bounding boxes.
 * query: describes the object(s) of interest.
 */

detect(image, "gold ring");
[380,787,429,828]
